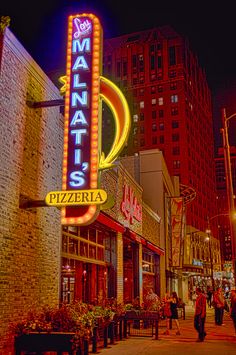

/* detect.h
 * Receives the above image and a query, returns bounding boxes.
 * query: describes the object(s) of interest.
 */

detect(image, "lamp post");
[221,108,236,285]
[206,217,215,291]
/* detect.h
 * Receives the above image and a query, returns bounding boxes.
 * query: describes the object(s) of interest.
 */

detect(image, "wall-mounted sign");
[121,184,142,224]
[45,13,131,226]
[192,259,203,267]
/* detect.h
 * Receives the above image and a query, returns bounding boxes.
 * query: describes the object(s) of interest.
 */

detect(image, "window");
[169,70,176,78]
[132,54,137,67]
[159,123,164,130]
[169,46,176,66]
[133,114,138,122]
[173,160,180,169]
[151,98,157,105]
[157,85,163,92]
[172,133,179,142]
[140,113,144,121]
[142,252,154,273]
[158,97,164,105]
[139,88,144,96]
[157,56,162,68]
[159,109,164,118]
[172,121,179,128]
[152,123,157,131]
[116,62,121,77]
[140,126,145,134]
[171,95,178,103]
[170,82,177,90]
[150,55,155,70]
[160,135,164,143]
[152,111,156,119]
[171,107,178,115]
[152,136,157,144]
[140,101,144,108]
[173,146,180,155]
[151,86,156,94]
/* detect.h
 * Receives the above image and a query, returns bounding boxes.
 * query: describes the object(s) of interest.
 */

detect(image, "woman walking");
[162,292,172,335]
[170,291,181,335]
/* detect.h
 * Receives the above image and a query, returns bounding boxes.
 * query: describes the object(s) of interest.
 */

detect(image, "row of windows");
[115,45,178,78]
[138,95,178,108]
[134,135,180,146]
[133,107,178,122]
[135,121,179,133]
[133,82,178,97]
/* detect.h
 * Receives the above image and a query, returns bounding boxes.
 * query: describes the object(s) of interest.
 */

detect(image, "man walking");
[194,287,206,342]
[213,287,225,325]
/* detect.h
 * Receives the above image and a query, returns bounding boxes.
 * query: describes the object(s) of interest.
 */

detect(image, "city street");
[99,305,236,355]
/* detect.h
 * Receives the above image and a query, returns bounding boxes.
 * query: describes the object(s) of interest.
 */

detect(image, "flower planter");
[14,332,88,355]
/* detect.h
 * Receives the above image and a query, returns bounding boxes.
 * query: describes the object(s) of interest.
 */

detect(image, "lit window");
[152,123,157,131]
[133,114,138,122]
[171,107,178,115]
[171,95,178,103]
[158,97,164,105]
[152,98,157,105]
[173,160,180,169]
[140,101,144,108]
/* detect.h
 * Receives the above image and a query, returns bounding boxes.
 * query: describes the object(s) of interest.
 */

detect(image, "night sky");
[1,0,236,147]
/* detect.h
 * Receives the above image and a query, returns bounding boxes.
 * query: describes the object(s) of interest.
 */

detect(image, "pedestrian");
[162,292,172,335]
[213,287,225,325]
[206,286,213,308]
[230,288,236,336]
[194,287,207,342]
[170,291,181,335]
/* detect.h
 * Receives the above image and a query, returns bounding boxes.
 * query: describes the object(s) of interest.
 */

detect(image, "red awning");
[128,230,146,245]
[97,213,125,233]
[146,241,165,255]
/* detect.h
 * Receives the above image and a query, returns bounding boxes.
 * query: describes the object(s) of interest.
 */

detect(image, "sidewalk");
[98,305,236,355]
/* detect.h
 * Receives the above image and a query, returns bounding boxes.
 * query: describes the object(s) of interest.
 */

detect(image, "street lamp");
[206,217,215,291]
[221,108,236,284]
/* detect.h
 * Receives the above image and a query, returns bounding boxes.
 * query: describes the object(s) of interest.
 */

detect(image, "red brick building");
[103,26,218,234]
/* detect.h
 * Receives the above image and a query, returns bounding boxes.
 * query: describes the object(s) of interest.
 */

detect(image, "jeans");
[194,315,206,341]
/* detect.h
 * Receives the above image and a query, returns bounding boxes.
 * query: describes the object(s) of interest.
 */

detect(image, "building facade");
[103,26,218,235]
[0,26,63,353]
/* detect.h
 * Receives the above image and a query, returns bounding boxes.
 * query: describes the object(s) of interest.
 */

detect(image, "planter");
[14,332,88,355]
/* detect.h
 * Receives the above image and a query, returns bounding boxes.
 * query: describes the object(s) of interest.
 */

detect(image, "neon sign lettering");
[49,13,131,226]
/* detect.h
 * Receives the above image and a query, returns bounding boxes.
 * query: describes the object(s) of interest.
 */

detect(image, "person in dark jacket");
[194,287,207,342]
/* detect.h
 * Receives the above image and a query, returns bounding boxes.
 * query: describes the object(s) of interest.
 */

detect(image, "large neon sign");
[45,13,131,226]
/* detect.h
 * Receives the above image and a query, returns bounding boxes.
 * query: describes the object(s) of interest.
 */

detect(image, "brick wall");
[0,28,63,353]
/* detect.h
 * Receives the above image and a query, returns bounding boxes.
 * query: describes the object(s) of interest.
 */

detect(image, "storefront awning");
[128,230,146,245]
[146,241,165,256]
[97,212,125,233]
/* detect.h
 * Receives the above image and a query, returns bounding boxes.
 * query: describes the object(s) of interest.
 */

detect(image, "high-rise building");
[215,147,236,261]
[103,26,218,234]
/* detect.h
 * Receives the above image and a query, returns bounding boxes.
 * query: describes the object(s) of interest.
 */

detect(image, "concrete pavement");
[98,305,236,355]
